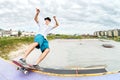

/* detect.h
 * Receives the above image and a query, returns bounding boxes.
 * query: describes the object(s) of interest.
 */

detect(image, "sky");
[0,0,120,34]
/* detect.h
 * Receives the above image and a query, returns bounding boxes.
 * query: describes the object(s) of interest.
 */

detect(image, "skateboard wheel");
[17,67,20,70]
[24,70,28,74]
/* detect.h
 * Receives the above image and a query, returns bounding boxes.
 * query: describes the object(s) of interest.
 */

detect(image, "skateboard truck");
[17,67,28,74]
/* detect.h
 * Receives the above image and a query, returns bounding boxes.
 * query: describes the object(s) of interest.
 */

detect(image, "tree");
[18,30,22,37]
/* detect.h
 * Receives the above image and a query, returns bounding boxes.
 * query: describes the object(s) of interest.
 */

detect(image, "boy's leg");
[22,42,38,59]
[34,48,50,65]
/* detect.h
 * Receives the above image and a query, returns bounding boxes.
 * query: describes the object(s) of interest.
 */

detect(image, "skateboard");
[12,60,37,74]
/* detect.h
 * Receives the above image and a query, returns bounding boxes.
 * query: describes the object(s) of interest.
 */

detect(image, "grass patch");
[113,37,120,42]
[98,36,120,42]
[0,36,34,59]
[47,34,82,39]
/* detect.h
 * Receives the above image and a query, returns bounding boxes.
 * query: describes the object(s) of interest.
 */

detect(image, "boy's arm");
[53,16,59,28]
[34,8,40,23]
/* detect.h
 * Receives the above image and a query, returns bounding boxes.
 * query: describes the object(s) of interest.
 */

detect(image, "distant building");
[0,29,3,37]
[0,32,2,37]
[94,29,120,37]
[29,32,35,36]
[10,31,18,36]
[100,31,105,36]
[96,31,101,37]
[104,31,108,36]
[0,28,36,37]
[21,31,35,36]
[2,30,11,37]
[113,29,120,37]
[0,29,13,37]
[107,30,114,37]
[94,32,97,36]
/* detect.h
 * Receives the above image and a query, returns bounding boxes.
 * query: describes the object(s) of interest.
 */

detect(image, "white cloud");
[0,0,120,34]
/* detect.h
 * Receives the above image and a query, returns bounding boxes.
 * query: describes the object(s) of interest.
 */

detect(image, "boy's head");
[44,17,51,25]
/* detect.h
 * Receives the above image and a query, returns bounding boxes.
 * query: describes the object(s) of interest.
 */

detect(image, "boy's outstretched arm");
[34,8,40,23]
[53,16,59,28]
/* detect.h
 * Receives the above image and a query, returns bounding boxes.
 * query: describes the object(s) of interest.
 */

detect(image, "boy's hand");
[34,8,40,23]
[36,8,40,14]
[53,16,59,27]
[53,16,56,19]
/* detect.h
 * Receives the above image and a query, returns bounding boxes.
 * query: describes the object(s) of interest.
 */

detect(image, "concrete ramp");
[0,58,120,80]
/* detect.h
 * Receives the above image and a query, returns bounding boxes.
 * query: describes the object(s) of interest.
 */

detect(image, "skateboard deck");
[41,65,107,74]
[12,60,37,74]
[12,60,107,75]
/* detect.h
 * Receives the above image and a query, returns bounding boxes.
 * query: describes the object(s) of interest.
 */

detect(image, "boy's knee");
[46,48,50,53]
[32,42,38,47]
